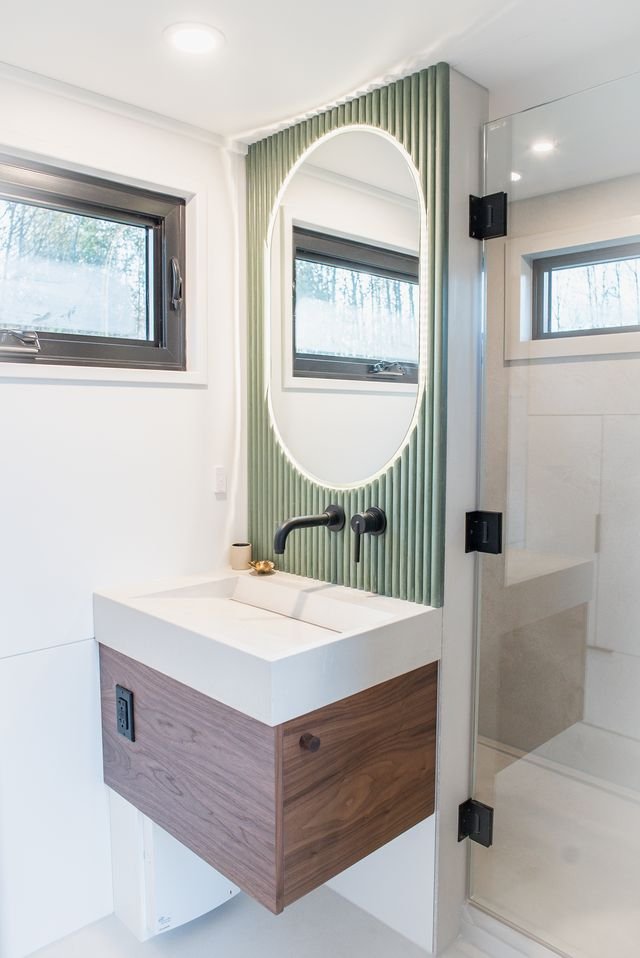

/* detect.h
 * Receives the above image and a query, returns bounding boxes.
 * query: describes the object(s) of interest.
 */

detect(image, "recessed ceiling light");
[531,139,555,154]
[164,22,225,55]
[510,171,522,182]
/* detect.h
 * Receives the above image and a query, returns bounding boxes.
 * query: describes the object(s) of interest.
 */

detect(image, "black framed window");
[292,227,419,383]
[532,241,640,340]
[0,155,185,369]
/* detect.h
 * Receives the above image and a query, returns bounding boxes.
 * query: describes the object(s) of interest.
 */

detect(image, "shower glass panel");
[471,72,640,958]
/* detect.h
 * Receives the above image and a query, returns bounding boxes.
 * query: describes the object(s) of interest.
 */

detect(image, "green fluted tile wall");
[247,63,449,605]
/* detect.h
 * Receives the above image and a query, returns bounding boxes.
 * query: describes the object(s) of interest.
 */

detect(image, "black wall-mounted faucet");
[273,504,345,555]
[350,507,387,563]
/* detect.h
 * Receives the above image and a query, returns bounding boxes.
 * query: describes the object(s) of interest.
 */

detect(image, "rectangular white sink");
[94,570,442,726]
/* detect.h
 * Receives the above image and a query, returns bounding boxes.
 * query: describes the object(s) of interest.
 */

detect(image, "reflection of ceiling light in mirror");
[510,171,522,182]
[531,139,555,154]
[164,22,225,54]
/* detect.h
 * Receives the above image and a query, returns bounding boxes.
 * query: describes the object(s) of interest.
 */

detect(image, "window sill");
[0,361,207,386]
[506,330,640,362]
[282,373,418,396]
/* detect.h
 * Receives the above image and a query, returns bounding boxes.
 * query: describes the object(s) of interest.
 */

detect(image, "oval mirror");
[268,128,423,487]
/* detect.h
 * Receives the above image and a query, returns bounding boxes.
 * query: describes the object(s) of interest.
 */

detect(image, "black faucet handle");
[350,507,387,563]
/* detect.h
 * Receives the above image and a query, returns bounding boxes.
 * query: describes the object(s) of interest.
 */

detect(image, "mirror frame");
[247,63,449,605]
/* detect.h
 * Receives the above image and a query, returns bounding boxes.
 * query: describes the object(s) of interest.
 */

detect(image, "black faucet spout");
[273,504,345,555]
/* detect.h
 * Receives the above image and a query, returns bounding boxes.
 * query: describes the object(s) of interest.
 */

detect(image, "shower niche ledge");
[95,571,441,913]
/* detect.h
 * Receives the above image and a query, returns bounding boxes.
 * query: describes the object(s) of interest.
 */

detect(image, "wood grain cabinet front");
[99,645,437,914]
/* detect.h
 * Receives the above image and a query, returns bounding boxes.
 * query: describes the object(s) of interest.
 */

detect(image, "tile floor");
[31,887,488,958]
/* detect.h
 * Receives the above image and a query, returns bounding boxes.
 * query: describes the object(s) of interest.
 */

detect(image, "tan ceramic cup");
[230,542,252,570]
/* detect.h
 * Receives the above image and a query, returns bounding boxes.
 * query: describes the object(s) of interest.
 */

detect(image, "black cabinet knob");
[299,733,321,752]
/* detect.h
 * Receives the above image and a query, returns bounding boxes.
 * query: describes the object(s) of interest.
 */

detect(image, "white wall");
[269,164,420,486]
[0,640,110,958]
[0,73,245,958]
[327,819,436,949]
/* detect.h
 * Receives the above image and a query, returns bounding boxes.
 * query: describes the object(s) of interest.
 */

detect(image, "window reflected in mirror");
[293,226,418,383]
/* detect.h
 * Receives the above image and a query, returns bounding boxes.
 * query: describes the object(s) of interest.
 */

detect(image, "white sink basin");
[94,570,442,726]
[144,573,399,635]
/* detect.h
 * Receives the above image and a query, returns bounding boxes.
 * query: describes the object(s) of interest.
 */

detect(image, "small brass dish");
[249,559,276,576]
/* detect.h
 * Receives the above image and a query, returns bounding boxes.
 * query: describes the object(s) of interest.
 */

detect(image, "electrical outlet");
[116,685,135,742]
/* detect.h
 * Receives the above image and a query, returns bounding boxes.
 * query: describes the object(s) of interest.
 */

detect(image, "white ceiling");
[1,0,640,143]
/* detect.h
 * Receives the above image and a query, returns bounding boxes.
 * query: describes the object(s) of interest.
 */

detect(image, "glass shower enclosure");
[471,72,640,958]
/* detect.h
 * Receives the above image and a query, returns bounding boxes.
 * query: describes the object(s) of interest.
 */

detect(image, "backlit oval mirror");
[268,128,423,487]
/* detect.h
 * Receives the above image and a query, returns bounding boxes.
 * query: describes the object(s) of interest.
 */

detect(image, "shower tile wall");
[479,175,640,754]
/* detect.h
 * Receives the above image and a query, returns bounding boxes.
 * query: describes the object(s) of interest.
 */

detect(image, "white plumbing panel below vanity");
[108,789,239,941]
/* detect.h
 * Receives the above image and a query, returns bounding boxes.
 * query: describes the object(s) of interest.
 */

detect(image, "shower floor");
[471,723,640,958]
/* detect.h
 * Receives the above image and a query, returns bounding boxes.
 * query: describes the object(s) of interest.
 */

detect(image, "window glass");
[533,243,640,337]
[0,155,185,370]
[0,199,152,342]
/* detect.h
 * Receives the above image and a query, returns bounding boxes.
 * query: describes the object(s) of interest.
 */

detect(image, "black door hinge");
[458,798,494,847]
[469,192,508,240]
[465,510,503,555]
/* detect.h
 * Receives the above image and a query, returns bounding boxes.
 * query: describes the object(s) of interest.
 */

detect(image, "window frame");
[0,154,185,370]
[292,226,419,384]
[532,241,640,341]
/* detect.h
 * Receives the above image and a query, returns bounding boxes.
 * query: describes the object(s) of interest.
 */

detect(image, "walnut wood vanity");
[99,644,437,914]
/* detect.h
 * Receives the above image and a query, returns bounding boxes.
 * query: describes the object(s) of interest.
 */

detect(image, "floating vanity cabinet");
[99,645,437,914]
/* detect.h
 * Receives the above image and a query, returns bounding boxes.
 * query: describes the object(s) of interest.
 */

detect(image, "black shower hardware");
[350,508,387,563]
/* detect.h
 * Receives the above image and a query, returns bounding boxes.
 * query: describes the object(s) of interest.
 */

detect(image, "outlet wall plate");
[116,685,135,742]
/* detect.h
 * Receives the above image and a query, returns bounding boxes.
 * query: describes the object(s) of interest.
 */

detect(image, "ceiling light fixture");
[164,22,225,55]
[510,171,522,182]
[531,139,555,154]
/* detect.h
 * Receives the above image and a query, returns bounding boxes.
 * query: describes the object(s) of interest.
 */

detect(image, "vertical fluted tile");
[246,66,450,606]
